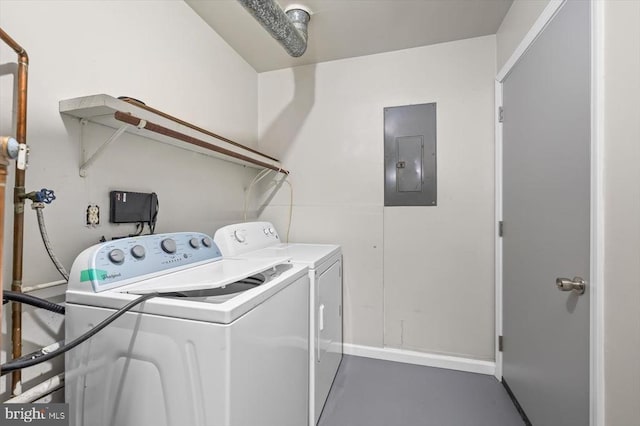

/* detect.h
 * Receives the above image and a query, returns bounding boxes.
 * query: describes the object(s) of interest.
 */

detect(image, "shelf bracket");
[62,95,288,175]
[79,119,145,177]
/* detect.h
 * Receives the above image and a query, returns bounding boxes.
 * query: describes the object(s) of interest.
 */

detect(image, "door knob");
[556,277,586,295]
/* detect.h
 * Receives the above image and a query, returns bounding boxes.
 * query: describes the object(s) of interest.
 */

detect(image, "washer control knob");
[130,245,146,259]
[202,237,212,248]
[234,230,246,243]
[263,228,269,235]
[268,227,275,235]
[161,238,177,254]
[189,238,200,249]
[108,249,125,265]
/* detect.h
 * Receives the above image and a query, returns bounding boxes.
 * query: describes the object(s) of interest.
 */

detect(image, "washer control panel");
[70,232,220,292]
[214,222,280,257]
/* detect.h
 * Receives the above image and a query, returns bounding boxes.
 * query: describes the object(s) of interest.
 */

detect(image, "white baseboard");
[343,344,496,376]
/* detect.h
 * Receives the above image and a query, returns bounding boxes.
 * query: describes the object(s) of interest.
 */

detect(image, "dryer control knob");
[161,238,177,254]
[189,238,200,249]
[202,237,212,248]
[234,230,246,243]
[263,228,269,235]
[108,249,125,265]
[131,245,146,259]
[268,227,275,235]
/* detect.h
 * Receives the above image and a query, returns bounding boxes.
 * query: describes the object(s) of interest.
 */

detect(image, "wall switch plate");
[86,205,100,225]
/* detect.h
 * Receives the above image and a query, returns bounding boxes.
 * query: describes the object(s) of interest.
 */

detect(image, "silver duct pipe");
[237,0,311,57]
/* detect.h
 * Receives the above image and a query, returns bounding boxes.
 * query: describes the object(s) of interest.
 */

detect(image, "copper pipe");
[113,111,289,175]
[0,160,7,365]
[0,137,17,368]
[119,97,280,163]
[0,27,29,394]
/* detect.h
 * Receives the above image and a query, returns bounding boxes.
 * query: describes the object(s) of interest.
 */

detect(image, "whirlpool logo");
[1,404,68,425]
[100,272,122,281]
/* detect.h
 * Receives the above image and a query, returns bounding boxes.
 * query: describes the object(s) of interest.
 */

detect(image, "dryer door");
[315,258,343,421]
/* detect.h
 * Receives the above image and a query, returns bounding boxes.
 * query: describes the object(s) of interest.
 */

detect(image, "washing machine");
[214,222,342,425]
[65,231,309,426]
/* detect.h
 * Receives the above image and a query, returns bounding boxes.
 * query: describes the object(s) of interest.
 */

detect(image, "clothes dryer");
[214,222,342,425]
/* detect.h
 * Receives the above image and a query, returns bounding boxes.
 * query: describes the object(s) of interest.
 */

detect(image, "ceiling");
[186,0,513,73]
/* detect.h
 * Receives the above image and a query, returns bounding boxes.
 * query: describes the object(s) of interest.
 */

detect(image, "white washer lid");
[119,257,290,294]
[234,243,340,269]
[65,263,308,324]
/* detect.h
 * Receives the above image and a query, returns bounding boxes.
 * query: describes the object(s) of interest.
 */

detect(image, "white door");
[502,1,591,425]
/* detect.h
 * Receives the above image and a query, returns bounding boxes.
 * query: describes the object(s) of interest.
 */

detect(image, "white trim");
[590,1,605,425]
[343,344,496,376]
[496,0,566,82]
[494,80,503,381]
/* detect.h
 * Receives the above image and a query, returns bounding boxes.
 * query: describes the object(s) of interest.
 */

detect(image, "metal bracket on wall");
[62,94,289,175]
[78,119,142,177]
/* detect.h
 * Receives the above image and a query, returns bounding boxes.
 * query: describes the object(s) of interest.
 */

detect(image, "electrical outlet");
[86,205,100,226]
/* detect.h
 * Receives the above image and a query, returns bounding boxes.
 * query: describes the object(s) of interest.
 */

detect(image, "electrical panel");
[384,103,437,206]
[109,191,157,223]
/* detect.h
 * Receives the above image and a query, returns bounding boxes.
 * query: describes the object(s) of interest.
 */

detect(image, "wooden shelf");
[59,94,287,176]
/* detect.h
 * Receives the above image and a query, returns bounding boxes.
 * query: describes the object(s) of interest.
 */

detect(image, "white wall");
[258,36,496,360]
[496,0,551,71]
[0,0,259,400]
[603,1,640,423]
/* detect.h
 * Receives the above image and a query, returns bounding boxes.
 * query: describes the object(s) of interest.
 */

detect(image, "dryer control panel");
[214,221,280,256]
[68,232,221,292]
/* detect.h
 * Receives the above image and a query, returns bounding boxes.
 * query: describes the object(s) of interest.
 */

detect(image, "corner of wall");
[496,0,552,71]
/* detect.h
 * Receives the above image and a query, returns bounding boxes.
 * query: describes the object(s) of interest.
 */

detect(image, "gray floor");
[318,355,524,426]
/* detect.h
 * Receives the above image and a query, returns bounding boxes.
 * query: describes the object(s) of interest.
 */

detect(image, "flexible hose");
[0,292,158,374]
[6,341,64,370]
[284,179,293,243]
[244,169,272,221]
[243,170,294,242]
[2,290,65,315]
[35,206,69,281]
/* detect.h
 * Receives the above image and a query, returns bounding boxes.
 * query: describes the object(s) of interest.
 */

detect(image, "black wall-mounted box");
[109,191,157,223]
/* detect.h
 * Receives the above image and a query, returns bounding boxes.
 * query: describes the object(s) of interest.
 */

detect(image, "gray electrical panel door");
[384,103,436,206]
